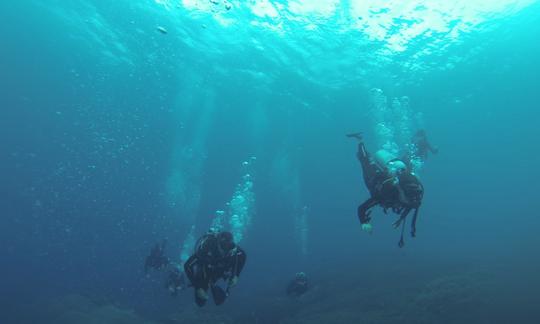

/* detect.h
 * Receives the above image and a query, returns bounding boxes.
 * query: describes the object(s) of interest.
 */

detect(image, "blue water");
[2,1,540,323]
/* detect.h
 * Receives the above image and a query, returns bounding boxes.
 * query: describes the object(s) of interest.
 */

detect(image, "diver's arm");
[358,197,378,224]
[183,255,199,284]
[232,247,247,277]
[226,248,246,288]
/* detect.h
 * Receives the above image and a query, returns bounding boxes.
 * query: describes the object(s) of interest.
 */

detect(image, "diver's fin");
[211,285,228,306]
[346,132,363,139]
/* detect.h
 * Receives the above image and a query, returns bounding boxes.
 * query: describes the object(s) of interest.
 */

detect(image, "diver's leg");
[357,142,370,169]
[357,143,379,193]
[190,265,210,307]
[210,271,228,305]
[195,275,210,307]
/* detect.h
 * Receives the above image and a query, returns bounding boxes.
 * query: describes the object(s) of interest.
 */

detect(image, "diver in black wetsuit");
[144,240,187,296]
[412,129,438,161]
[286,272,309,297]
[348,133,424,247]
[184,231,246,307]
[145,240,170,273]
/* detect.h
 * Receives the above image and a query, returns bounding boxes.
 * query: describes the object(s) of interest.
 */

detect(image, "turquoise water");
[2,1,540,323]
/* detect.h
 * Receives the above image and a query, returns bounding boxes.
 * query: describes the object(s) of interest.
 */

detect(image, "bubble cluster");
[370,89,424,173]
[210,210,226,232]
[180,225,196,263]
[227,158,256,243]
[208,157,256,244]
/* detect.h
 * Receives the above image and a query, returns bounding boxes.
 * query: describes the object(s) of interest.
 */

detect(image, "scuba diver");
[184,231,247,307]
[165,264,186,296]
[144,240,170,273]
[144,240,187,296]
[347,132,424,247]
[412,129,438,161]
[286,272,309,297]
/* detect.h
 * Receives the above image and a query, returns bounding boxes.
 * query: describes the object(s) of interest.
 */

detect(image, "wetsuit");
[356,142,424,247]
[184,233,246,306]
[413,133,438,161]
[356,142,401,223]
[144,240,170,273]
[287,278,309,297]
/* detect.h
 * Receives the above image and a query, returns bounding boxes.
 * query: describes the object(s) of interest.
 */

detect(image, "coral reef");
[15,262,540,324]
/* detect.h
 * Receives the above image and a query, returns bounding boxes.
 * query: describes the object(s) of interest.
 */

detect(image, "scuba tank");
[194,231,216,257]
[374,149,407,176]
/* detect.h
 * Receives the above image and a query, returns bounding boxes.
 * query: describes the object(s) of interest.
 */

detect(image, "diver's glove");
[228,276,239,288]
[361,223,373,234]
[196,288,209,300]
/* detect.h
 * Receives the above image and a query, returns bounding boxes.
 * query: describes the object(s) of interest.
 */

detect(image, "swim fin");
[211,285,228,306]
[346,132,363,139]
